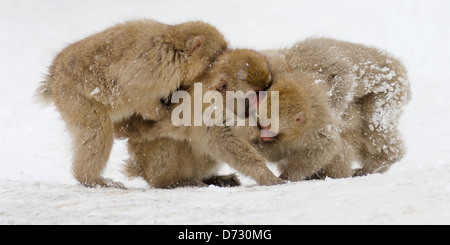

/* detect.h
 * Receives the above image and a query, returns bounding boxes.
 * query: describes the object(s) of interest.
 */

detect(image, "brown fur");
[36,19,228,187]
[115,49,284,188]
[255,38,411,181]
[257,72,342,180]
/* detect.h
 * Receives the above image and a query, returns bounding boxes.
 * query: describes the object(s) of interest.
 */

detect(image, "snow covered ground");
[1,0,449,225]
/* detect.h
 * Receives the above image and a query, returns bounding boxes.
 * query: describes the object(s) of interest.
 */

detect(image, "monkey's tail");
[34,75,53,106]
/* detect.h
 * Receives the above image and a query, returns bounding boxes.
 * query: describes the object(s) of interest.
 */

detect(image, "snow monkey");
[36,19,228,188]
[114,49,284,188]
[255,38,410,180]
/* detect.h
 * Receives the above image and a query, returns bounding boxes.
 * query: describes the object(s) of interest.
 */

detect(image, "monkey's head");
[203,49,273,120]
[258,74,320,143]
[207,49,272,93]
[167,21,228,82]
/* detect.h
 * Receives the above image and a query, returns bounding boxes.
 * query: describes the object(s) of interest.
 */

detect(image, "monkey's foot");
[352,168,366,177]
[262,177,286,186]
[305,169,327,180]
[202,174,241,187]
[83,178,126,189]
[352,165,389,177]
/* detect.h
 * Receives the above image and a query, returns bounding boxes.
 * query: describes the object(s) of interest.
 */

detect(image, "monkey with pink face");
[256,38,411,180]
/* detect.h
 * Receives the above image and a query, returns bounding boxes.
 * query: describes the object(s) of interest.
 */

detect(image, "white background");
[0,0,449,224]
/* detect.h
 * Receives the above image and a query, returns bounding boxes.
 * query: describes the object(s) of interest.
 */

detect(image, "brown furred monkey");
[256,38,410,180]
[115,49,284,188]
[256,72,343,181]
[36,19,228,188]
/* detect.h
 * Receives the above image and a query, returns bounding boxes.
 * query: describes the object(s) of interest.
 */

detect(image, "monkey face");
[258,76,312,143]
[199,49,272,119]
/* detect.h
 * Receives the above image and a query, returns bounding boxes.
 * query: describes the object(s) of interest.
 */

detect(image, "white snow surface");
[1,0,449,225]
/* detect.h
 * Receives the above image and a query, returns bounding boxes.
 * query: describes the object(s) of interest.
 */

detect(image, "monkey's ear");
[188,36,205,55]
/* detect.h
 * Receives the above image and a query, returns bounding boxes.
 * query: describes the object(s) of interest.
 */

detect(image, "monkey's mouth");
[258,123,278,142]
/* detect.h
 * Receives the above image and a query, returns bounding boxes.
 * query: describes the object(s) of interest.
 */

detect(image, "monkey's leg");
[358,93,406,175]
[279,138,341,181]
[56,91,123,188]
[315,133,358,179]
[359,138,405,175]
[279,150,332,181]
[123,138,147,181]
[322,155,354,179]
[307,158,354,181]
[126,138,179,188]
[125,137,215,189]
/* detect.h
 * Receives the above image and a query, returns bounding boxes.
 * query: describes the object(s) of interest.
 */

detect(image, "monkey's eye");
[217,78,228,94]
[160,96,171,107]
[209,52,220,64]
[264,81,273,91]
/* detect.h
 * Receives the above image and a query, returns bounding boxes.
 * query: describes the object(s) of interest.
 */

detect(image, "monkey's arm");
[188,126,283,186]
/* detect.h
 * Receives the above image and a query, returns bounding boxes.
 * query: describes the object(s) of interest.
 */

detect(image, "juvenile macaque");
[36,19,228,187]
[256,38,410,180]
[115,49,283,188]
[256,73,342,180]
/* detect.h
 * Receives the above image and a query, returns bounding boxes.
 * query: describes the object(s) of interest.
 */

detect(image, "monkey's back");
[286,38,410,103]
[47,20,165,94]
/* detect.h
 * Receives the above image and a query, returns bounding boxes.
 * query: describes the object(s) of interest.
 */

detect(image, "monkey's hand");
[202,174,242,187]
